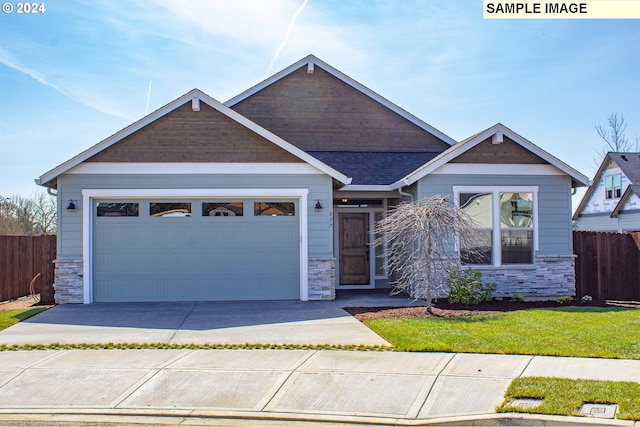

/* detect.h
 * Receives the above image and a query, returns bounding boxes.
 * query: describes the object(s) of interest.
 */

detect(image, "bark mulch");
[344,299,609,321]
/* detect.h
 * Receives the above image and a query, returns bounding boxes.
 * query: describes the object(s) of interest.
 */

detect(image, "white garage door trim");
[82,188,309,304]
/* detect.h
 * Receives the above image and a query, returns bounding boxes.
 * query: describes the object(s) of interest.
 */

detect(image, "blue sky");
[1,0,639,206]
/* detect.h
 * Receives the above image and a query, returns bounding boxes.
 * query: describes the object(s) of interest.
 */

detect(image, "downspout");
[398,186,414,202]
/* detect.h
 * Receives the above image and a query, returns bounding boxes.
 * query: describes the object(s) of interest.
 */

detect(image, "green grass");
[499,377,640,420]
[364,306,640,358]
[0,307,48,331]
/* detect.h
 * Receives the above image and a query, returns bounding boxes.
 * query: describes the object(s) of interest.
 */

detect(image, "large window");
[604,174,622,199]
[458,188,536,265]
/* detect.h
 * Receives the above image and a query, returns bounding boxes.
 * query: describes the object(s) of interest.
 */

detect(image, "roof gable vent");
[492,131,504,144]
[192,97,200,112]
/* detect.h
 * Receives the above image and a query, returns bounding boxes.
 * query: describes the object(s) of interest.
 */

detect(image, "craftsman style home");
[37,55,588,304]
[573,152,640,232]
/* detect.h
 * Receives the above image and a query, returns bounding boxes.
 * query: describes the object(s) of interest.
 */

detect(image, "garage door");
[92,198,300,302]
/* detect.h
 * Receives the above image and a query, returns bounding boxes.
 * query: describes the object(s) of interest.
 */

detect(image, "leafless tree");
[374,196,481,313]
[594,113,639,165]
[0,191,57,235]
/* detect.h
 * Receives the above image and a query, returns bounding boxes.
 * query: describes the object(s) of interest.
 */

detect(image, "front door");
[339,212,370,285]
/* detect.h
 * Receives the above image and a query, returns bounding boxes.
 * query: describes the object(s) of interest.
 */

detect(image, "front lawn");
[0,308,48,331]
[499,377,640,420]
[364,306,640,358]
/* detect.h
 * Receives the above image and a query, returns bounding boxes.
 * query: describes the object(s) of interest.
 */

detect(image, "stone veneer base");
[473,254,576,301]
[308,258,336,300]
[53,259,83,304]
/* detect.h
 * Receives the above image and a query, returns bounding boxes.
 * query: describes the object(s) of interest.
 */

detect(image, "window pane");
[459,193,492,228]
[374,212,385,275]
[461,230,492,265]
[501,230,533,264]
[254,202,295,216]
[500,192,533,228]
[202,202,243,217]
[97,202,139,217]
[605,175,612,188]
[613,174,621,187]
[150,202,192,217]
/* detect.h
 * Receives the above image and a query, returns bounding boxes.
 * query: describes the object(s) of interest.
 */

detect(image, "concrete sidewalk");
[0,349,639,426]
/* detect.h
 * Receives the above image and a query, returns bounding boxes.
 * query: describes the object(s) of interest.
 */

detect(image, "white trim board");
[68,163,325,175]
[81,188,309,304]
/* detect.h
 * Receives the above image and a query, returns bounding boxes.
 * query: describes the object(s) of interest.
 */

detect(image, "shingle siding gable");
[86,102,303,163]
[449,136,547,164]
[231,66,451,152]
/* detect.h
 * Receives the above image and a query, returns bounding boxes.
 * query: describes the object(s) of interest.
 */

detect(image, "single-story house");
[573,152,640,232]
[37,55,589,304]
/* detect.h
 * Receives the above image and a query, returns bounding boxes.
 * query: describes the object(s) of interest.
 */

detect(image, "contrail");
[0,48,132,120]
[145,80,152,115]
[266,0,309,74]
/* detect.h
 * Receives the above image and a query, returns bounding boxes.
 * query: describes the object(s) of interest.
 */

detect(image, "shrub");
[447,268,496,305]
[512,293,525,302]
[581,295,593,303]
[558,296,573,306]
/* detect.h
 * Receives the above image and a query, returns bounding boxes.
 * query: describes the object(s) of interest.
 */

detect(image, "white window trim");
[453,186,539,266]
[82,188,309,304]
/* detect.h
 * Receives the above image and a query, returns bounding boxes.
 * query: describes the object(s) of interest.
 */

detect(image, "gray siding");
[57,173,333,260]
[417,174,573,255]
[576,212,640,232]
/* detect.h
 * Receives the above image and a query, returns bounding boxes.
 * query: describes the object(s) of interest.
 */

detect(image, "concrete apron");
[0,350,637,426]
[0,300,394,347]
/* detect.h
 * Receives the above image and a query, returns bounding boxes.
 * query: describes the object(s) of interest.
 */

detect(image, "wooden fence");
[0,235,56,303]
[573,231,640,301]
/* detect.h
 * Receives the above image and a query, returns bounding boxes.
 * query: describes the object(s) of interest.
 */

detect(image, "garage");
[91,197,301,302]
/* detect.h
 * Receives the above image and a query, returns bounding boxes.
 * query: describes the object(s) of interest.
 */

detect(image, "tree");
[594,113,639,164]
[374,196,481,313]
[0,191,57,235]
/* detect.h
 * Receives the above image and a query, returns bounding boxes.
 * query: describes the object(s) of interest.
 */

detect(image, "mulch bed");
[344,299,609,321]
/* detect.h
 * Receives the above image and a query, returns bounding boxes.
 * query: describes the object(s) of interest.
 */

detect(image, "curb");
[0,409,637,426]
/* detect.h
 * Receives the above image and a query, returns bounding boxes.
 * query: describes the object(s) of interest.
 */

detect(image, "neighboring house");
[573,152,640,232]
[36,55,589,304]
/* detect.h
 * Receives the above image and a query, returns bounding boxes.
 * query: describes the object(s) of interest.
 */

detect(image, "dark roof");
[307,151,442,185]
[609,152,640,185]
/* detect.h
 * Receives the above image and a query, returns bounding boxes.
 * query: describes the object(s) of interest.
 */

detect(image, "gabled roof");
[36,89,351,188]
[610,184,640,218]
[225,54,457,147]
[573,152,640,220]
[392,123,590,190]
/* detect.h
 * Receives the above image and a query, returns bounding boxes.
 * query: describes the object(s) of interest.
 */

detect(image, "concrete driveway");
[0,291,424,347]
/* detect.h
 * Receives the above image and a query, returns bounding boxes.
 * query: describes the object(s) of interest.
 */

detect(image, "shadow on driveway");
[0,291,420,346]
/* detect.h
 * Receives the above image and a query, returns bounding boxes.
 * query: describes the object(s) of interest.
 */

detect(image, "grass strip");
[499,377,640,421]
[0,307,49,330]
[0,342,392,352]
[364,306,640,358]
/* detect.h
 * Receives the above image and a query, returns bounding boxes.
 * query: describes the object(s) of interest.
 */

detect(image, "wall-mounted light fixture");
[314,200,323,212]
[66,200,77,212]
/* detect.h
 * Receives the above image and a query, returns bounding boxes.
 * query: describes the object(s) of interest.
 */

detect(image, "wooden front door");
[339,213,370,285]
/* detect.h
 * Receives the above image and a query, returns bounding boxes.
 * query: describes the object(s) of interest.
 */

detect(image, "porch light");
[315,200,323,212]
[66,200,76,212]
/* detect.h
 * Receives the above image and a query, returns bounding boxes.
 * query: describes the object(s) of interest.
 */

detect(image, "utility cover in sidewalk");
[509,398,544,408]
[580,403,618,419]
